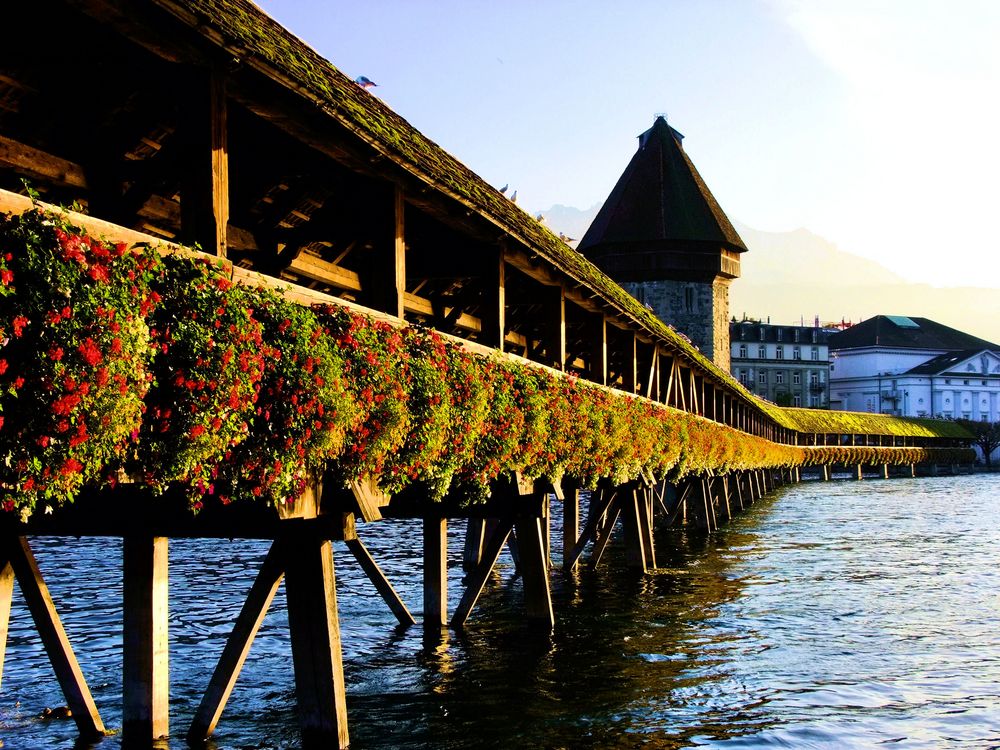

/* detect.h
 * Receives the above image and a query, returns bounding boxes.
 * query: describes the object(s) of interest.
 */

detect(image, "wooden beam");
[589,500,623,569]
[1,537,105,738]
[288,254,362,292]
[562,487,580,573]
[514,517,554,626]
[367,184,406,318]
[122,535,168,742]
[620,491,648,572]
[0,559,11,691]
[0,133,88,189]
[345,537,415,627]
[188,541,286,742]
[451,518,515,627]
[478,247,506,349]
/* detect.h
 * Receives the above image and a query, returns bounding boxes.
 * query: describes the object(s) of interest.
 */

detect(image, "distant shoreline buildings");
[729,320,832,408]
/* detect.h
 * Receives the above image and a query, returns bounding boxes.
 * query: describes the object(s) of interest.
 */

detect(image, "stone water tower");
[578,116,747,370]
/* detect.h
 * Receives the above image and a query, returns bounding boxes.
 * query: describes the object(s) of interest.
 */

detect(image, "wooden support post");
[346,537,416,627]
[718,476,732,522]
[513,517,555,626]
[423,518,448,627]
[589,314,607,385]
[823,464,830,481]
[284,538,349,749]
[620,491,648,571]
[856,464,863,481]
[189,541,285,742]
[882,463,889,480]
[462,518,486,572]
[564,489,616,571]
[733,472,745,510]
[180,68,229,258]
[451,519,515,627]
[911,463,916,478]
[542,493,552,568]
[0,538,105,739]
[123,535,168,743]
[552,286,566,371]
[479,247,506,350]
[563,486,580,573]
[369,184,406,318]
[623,330,637,393]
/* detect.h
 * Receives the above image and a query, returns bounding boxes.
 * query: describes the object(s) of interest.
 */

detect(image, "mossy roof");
[775,408,972,439]
[143,0,963,443]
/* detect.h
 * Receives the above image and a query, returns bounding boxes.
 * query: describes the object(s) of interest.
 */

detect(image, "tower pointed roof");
[578,116,747,268]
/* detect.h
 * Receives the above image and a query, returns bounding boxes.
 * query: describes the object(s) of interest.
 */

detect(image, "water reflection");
[1,475,999,748]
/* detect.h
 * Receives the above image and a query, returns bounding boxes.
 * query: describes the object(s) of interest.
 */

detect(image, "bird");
[509,190,517,203]
[559,232,576,242]
[499,184,508,194]
[535,213,545,222]
[354,76,377,90]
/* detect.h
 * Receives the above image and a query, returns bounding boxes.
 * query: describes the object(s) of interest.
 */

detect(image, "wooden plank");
[122,535,168,742]
[0,133,88,189]
[645,347,659,400]
[422,518,448,627]
[477,246,506,349]
[346,537,415,627]
[564,489,617,570]
[638,489,656,569]
[367,184,406,318]
[210,69,229,258]
[513,517,554,626]
[590,314,608,386]
[451,518,514,627]
[403,292,484,334]
[188,541,286,742]
[349,480,385,522]
[284,538,349,749]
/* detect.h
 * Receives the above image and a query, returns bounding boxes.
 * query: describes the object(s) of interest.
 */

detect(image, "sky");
[255,0,1000,289]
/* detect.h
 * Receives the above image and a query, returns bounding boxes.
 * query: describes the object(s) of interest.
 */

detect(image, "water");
[2,474,999,749]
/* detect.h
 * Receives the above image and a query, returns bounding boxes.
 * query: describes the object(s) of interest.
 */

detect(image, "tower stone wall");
[624,278,731,370]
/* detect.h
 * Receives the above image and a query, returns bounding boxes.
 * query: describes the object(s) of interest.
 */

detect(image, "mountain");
[536,204,1000,344]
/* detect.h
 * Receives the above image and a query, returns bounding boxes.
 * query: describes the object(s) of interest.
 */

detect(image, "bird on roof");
[499,184,508,194]
[509,190,517,203]
[355,76,378,90]
[559,232,576,243]
[535,213,544,222]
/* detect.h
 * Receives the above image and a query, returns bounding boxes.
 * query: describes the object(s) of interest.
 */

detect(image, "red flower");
[12,316,28,337]
[48,346,64,362]
[1,269,13,285]
[77,338,102,366]
[0,359,6,375]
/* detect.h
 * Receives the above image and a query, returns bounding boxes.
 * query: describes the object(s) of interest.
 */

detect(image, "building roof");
[577,116,747,254]
[905,349,1000,376]
[731,321,832,346]
[829,315,1000,352]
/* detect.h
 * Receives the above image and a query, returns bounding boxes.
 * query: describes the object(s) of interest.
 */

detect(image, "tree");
[955,419,1000,467]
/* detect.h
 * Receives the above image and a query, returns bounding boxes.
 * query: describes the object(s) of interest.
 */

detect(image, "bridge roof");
[146,0,744,380]
[775,408,973,439]
[137,0,767,408]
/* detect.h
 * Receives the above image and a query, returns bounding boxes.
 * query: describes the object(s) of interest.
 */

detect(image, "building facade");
[579,117,747,370]
[730,320,831,408]
[828,315,1000,421]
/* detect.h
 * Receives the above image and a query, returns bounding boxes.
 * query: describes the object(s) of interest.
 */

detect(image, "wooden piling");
[423,518,448,627]
[462,519,486,572]
[620,491,648,571]
[0,559,12,692]
[284,538,349,749]
[513,517,554,626]
[452,519,515,627]
[346,537,415,627]
[122,535,168,743]
[562,487,580,572]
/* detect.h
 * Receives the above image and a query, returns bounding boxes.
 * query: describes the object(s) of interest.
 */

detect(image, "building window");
[684,286,695,313]
[793,372,801,385]
[811,330,817,343]
[811,347,819,361]
[793,395,801,407]
[776,371,785,384]
[793,346,801,360]
[810,372,819,385]
[963,379,970,385]
[776,328,783,342]
[776,345,784,360]
[758,371,767,384]
[794,329,801,343]
[738,344,747,358]
[758,345,766,359]
[945,379,951,385]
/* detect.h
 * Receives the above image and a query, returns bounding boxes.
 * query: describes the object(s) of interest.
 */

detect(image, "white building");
[829,315,1000,422]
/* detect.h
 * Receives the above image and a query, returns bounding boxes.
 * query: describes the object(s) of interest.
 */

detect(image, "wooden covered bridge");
[0,0,973,747]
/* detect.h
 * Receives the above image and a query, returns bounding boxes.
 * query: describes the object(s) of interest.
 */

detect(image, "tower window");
[684,287,695,313]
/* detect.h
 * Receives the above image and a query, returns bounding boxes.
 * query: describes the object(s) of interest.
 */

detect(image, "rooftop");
[829,315,1000,353]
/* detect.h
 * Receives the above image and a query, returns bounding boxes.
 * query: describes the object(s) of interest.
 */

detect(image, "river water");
[1,473,998,749]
